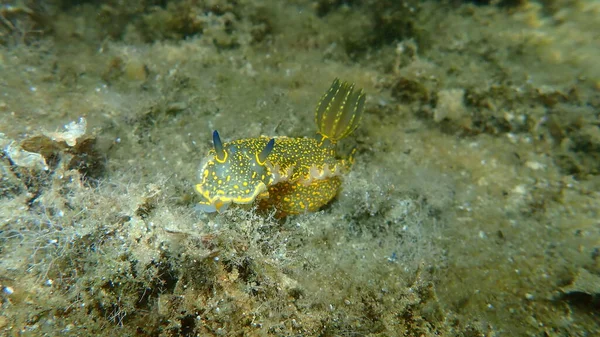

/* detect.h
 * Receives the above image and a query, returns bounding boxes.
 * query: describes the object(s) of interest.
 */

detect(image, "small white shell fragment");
[43,117,87,146]
[4,141,48,170]
[525,161,545,170]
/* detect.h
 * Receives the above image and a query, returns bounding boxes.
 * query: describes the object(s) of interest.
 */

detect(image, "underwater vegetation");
[1,0,599,336]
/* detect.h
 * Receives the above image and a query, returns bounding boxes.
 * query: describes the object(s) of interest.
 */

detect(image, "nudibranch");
[195,78,366,216]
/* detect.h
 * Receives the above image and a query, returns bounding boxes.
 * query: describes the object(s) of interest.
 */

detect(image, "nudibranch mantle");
[195,79,366,216]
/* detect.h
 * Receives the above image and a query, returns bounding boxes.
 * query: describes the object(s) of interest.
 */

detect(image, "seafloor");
[0,0,599,336]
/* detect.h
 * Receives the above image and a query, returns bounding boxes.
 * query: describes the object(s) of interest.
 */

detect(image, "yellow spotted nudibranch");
[195,78,366,216]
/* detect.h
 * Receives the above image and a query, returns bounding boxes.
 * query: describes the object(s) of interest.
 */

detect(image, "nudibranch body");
[195,79,366,216]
